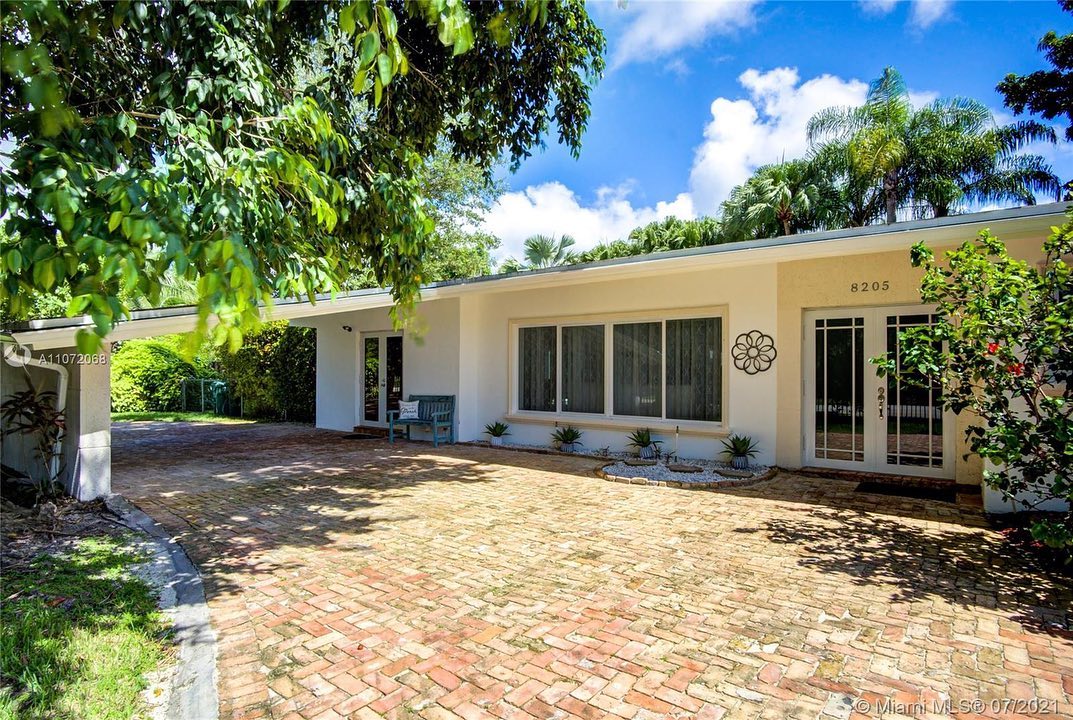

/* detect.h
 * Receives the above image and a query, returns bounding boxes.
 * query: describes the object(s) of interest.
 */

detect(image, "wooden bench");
[388,394,455,447]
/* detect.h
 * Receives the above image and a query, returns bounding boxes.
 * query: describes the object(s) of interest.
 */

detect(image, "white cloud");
[479,182,695,258]
[687,67,868,213]
[856,0,954,29]
[858,0,899,15]
[909,0,953,29]
[611,0,760,69]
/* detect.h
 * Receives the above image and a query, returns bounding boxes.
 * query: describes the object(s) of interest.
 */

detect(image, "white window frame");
[508,306,729,435]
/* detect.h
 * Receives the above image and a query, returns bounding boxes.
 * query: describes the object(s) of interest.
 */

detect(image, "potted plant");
[720,434,759,470]
[552,425,583,453]
[627,428,662,459]
[484,421,510,446]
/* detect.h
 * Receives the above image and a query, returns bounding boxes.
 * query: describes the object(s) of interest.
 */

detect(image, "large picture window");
[613,322,662,417]
[666,317,721,422]
[514,312,724,424]
[519,326,556,411]
[562,325,604,413]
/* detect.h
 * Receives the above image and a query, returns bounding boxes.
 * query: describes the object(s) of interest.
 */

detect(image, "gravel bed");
[482,441,769,482]
[601,459,770,484]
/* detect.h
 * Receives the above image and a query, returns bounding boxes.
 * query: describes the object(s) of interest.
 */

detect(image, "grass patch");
[112,410,253,424]
[0,536,171,720]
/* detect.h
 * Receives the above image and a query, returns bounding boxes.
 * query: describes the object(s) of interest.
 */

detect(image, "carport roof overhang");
[9,202,1067,350]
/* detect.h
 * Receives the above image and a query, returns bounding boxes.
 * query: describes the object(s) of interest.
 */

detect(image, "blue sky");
[480,0,1073,258]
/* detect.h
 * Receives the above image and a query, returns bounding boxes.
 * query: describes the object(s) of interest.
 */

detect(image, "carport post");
[63,345,113,500]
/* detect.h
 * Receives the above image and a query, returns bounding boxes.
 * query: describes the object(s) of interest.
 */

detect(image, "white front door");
[360,333,403,427]
[804,306,954,479]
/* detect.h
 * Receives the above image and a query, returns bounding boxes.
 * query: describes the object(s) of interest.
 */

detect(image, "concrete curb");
[105,495,219,720]
[595,463,779,490]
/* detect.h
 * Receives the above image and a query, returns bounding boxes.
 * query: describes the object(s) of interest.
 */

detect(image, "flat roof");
[8,202,1067,344]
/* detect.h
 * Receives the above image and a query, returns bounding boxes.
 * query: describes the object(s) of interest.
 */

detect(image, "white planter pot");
[489,436,503,447]
[638,445,657,459]
[560,442,579,453]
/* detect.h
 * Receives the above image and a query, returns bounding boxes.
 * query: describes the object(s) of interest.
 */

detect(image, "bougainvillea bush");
[877,213,1072,558]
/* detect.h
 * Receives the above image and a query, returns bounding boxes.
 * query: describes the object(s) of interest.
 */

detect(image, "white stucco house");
[2,202,1067,513]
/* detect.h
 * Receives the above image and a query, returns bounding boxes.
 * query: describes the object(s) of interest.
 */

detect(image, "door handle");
[877,387,885,419]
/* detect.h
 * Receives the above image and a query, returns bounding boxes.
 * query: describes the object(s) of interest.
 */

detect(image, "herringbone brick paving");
[112,422,1072,720]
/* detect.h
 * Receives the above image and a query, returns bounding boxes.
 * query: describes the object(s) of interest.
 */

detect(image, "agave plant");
[552,425,583,452]
[720,434,759,470]
[626,428,662,459]
[484,421,510,446]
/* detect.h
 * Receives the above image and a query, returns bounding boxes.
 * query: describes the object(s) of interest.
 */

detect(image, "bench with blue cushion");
[388,394,455,447]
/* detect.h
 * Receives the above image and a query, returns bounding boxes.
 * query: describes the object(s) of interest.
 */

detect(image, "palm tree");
[807,67,912,225]
[522,234,577,268]
[808,67,1060,223]
[906,108,1060,217]
[721,160,828,239]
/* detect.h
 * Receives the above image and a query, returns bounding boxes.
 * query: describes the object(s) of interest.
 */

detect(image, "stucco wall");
[464,263,780,463]
[774,230,1050,483]
[302,298,462,434]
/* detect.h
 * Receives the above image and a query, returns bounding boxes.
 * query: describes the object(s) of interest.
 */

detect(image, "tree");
[998,0,1073,142]
[808,67,1059,223]
[571,217,723,264]
[720,159,829,239]
[808,67,913,224]
[0,1,605,351]
[346,148,503,286]
[905,102,1059,217]
[876,217,1072,556]
[501,234,577,270]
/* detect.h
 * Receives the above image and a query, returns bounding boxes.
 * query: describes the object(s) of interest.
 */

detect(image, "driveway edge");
[105,494,219,720]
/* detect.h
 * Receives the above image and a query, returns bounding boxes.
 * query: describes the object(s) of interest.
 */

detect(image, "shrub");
[110,340,211,412]
[216,322,316,421]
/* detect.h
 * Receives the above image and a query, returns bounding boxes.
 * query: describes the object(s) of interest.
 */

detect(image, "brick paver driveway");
[113,422,1072,720]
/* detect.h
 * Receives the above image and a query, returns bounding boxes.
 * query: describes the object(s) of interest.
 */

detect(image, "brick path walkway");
[112,422,1072,720]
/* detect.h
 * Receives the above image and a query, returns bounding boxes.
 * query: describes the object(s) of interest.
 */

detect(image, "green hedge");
[216,322,316,421]
[110,340,213,412]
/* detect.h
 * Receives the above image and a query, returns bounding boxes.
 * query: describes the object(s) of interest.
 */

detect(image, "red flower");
[987,342,1000,355]
[1007,363,1024,376]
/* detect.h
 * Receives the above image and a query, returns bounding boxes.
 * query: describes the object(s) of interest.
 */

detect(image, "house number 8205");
[851,280,890,293]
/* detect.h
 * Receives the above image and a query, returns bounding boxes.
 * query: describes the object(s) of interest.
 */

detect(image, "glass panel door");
[385,335,403,418]
[363,336,380,423]
[361,333,404,426]
[812,316,866,465]
[805,307,953,478]
[882,313,946,472]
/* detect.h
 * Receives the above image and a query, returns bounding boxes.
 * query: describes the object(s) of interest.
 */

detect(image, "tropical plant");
[626,428,662,458]
[572,217,724,263]
[552,425,583,449]
[111,340,212,413]
[808,67,913,224]
[998,0,1073,142]
[874,215,1073,558]
[0,384,66,498]
[903,104,1060,217]
[720,159,831,239]
[0,1,605,352]
[484,421,511,438]
[807,67,1059,224]
[720,434,759,467]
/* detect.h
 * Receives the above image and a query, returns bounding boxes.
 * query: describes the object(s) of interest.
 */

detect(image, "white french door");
[360,333,403,427]
[804,306,954,479]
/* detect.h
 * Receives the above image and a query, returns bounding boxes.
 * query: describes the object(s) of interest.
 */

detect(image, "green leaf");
[340,4,356,35]
[376,52,392,87]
